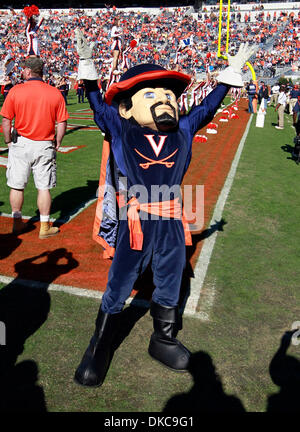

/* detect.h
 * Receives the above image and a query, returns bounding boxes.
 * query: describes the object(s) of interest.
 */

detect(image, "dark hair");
[119,97,133,111]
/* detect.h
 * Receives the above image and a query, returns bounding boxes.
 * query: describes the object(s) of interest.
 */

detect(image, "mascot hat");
[105,64,191,105]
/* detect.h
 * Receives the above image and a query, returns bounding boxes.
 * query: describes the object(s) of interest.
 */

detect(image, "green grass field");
[0,92,299,414]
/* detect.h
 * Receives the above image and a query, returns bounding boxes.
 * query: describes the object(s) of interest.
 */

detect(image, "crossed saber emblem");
[134,148,178,169]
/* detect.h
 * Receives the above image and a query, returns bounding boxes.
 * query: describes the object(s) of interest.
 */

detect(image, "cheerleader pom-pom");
[23,6,32,18]
[31,5,40,16]
[23,4,39,18]
[130,39,138,48]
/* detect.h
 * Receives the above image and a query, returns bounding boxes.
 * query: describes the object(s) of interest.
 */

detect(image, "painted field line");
[67,123,89,127]
[0,275,149,309]
[1,197,97,223]
[184,114,253,320]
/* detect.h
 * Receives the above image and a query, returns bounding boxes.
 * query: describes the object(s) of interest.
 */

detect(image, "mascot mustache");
[150,101,178,129]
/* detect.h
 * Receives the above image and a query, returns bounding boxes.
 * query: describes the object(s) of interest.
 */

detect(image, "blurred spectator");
[259,81,269,110]
[76,79,85,103]
[269,83,280,107]
[246,79,257,113]
[275,86,288,129]
[1,75,14,100]
[288,84,300,115]
[56,76,68,105]
[293,95,300,136]
[0,5,298,90]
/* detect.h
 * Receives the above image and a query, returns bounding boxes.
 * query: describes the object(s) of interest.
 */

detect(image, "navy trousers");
[101,216,186,313]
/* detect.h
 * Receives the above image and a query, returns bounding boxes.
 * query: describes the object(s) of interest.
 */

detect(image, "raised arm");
[187,42,257,136]
[186,83,229,136]
[75,28,121,134]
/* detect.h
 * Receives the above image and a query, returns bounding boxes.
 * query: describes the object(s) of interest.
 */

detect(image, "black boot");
[74,307,121,387]
[148,301,191,372]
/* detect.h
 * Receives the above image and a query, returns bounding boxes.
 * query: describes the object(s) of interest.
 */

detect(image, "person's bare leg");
[37,189,52,216]
[112,50,120,71]
[10,188,24,213]
[10,188,26,234]
[37,189,59,239]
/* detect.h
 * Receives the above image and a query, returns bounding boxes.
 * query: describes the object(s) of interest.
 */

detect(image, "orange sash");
[127,197,192,251]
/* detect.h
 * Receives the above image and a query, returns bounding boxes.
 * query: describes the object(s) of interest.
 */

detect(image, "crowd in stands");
[0,5,299,89]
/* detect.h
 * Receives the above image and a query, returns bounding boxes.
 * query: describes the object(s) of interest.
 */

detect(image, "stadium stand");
[0,2,299,90]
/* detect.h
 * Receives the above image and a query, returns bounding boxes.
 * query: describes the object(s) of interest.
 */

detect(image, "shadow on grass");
[161,331,300,413]
[163,351,246,413]
[281,144,300,164]
[266,330,300,412]
[0,248,79,412]
[0,223,36,260]
[51,180,98,226]
[28,180,99,227]
[179,218,227,313]
[65,125,90,135]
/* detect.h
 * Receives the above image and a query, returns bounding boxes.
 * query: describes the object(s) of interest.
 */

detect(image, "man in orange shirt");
[1,57,69,238]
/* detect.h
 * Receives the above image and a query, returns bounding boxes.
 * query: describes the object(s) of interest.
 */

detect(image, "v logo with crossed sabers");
[144,134,167,157]
[134,148,178,169]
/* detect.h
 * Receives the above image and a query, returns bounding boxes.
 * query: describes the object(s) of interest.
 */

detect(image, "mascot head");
[105,64,191,132]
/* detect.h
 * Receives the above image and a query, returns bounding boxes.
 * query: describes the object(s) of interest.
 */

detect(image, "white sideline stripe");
[0,113,253,319]
[193,280,216,322]
[0,274,149,308]
[185,114,253,319]
[0,156,8,166]
[1,197,97,223]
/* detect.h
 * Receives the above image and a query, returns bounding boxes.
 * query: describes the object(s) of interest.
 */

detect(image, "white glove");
[228,42,256,73]
[217,42,257,87]
[75,28,98,80]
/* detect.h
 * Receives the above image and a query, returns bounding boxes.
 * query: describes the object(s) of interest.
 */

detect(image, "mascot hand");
[75,29,95,59]
[227,42,256,73]
[217,42,257,88]
[75,28,98,81]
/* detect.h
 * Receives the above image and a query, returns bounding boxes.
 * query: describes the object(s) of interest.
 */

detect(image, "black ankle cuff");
[150,301,177,323]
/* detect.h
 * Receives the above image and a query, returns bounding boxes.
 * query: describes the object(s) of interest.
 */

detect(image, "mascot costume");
[73,29,255,387]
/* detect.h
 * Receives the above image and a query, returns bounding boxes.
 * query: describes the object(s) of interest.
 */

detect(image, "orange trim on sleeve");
[92,137,115,259]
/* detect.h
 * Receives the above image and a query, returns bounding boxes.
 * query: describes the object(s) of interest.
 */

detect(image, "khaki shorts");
[6,136,56,190]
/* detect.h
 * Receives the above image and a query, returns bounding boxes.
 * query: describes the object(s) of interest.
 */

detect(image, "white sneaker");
[275,126,284,130]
